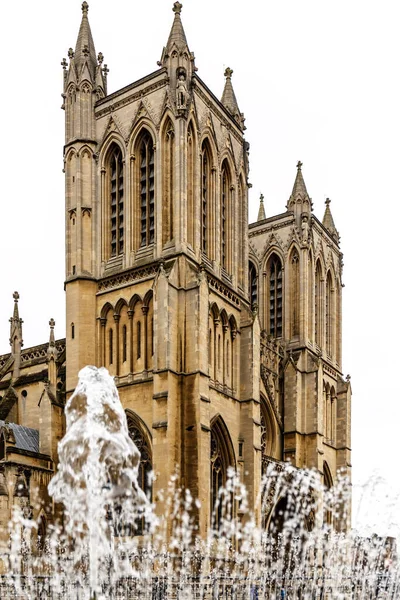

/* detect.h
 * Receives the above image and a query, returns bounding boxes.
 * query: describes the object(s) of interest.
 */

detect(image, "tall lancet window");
[315,260,323,347]
[290,249,300,338]
[139,131,155,247]
[249,261,258,308]
[110,146,124,257]
[268,254,283,338]
[201,141,212,256]
[187,122,195,248]
[220,161,231,272]
[162,120,174,246]
[326,271,334,357]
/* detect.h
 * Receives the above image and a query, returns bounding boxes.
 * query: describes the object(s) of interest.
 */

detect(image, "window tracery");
[139,131,155,248]
[268,254,283,337]
[109,145,124,257]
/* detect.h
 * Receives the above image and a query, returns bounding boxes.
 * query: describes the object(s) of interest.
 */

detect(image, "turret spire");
[159,3,195,112]
[221,68,243,126]
[9,292,23,380]
[74,2,97,82]
[322,198,339,243]
[166,2,188,50]
[286,161,313,223]
[257,193,266,221]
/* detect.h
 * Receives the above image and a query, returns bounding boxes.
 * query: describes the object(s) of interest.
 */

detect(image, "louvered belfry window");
[201,150,208,255]
[140,132,155,247]
[269,255,283,338]
[110,146,124,257]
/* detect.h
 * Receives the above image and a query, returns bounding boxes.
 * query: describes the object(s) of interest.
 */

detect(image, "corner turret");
[159,3,195,113]
[61,3,107,141]
[9,292,23,380]
[257,194,266,221]
[221,68,245,130]
[286,161,313,226]
[322,198,339,244]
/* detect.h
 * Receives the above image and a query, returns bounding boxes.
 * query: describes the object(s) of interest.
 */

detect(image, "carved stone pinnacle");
[173,2,182,14]
[82,1,89,14]
[224,67,233,79]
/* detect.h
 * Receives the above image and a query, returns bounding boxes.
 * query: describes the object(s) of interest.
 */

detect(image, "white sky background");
[0,0,399,534]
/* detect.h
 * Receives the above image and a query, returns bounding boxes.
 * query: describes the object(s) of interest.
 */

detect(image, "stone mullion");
[176,117,186,252]
[229,185,235,279]
[128,309,134,373]
[100,167,106,262]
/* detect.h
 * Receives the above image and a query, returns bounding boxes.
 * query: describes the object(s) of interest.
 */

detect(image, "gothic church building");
[0,2,351,545]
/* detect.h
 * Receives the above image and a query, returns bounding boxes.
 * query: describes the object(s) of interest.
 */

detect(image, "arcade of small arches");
[95,291,154,378]
[248,249,340,360]
[208,303,238,393]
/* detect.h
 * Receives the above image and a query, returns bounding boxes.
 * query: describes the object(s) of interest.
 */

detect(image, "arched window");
[139,131,155,248]
[290,248,300,338]
[249,261,257,308]
[268,254,283,337]
[109,145,124,257]
[162,120,174,245]
[108,328,113,365]
[201,141,212,256]
[326,271,334,357]
[220,161,232,272]
[37,515,46,554]
[210,417,235,530]
[323,461,333,526]
[315,260,323,347]
[260,398,275,478]
[0,433,5,461]
[126,413,152,535]
[238,177,245,288]
[122,325,127,363]
[187,122,196,248]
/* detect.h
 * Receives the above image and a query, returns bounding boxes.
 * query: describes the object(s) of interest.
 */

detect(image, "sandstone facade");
[0,1,351,548]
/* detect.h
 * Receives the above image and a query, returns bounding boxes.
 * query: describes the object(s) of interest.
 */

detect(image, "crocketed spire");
[166,2,188,51]
[221,68,245,129]
[286,161,312,220]
[9,291,23,380]
[322,198,339,242]
[257,194,266,221]
[74,2,97,81]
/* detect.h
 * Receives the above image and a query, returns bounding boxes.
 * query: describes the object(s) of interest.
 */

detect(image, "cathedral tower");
[62,2,258,535]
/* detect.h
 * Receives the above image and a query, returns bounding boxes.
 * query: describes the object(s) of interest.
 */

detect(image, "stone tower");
[61,1,259,535]
[59,1,351,534]
[249,163,351,519]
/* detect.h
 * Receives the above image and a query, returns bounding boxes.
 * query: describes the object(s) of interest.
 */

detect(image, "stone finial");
[297,160,303,170]
[83,44,89,58]
[13,291,19,303]
[325,197,331,205]
[173,1,182,14]
[97,52,104,65]
[224,67,233,79]
[82,1,89,14]
[61,58,68,70]
[68,48,74,59]
[102,64,109,78]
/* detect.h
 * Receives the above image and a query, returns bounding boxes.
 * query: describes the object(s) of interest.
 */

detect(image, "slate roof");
[0,421,39,453]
